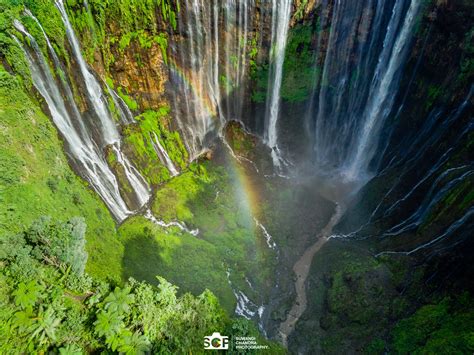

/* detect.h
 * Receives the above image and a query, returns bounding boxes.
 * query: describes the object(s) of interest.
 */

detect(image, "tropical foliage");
[0,217,271,353]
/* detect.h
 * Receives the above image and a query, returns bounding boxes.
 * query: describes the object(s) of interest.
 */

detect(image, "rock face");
[76,15,170,112]
[109,42,168,110]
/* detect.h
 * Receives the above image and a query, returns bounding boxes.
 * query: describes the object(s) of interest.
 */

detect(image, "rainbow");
[223,146,269,244]
[168,58,217,117]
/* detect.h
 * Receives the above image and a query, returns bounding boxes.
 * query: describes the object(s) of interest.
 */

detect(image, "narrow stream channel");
[279,203,344,347]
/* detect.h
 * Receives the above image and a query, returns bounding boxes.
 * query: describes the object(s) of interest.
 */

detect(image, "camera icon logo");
[204,332,229,350]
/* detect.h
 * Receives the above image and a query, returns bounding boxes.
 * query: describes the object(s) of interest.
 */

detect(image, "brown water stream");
[279,203,344,347]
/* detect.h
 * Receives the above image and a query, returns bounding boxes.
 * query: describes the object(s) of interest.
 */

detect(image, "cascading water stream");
[6,1,473,351]
[16,5,152,220]
[170,0,425,182]
[382,169,473,237]
[264,0,292,169]
[151,132,180,176]
[170,0,217,159]
[169,0,268,159]
[306,0,422,181]
[170,0,293,170]
[55,0,118,144]
[25,9,63,71]
[312,0,380,170]
[345,0,423,180]
[12,23,131,221]
[105,83,136,125]
[110,145,151,207]
[169,0,420,181]
[23,9,88,138]
[144,210,199,236]
[54,0,151,209]
[21,0,431,219]
[333,85,473,250]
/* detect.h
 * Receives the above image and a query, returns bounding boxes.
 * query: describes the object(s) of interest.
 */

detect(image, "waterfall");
[376,208,474,257]
[106,83,136,125]
[345,0,422,179]
[144,210,199,236]
[19,0,425,219]
[171,0,216,160]
[16,4,152,220]
[151,132,180,176]
[24,9,63,70]
[170,0,293,168]
[55,0,118,144]
[312,0,379,170]
[382,170,473,237]
[171,0,293,170]
[169,0,258,159]
[226,269,263,321]
[110,145,151,207]
[347,0,421,178]
[264,0,292,169]
[168,0,421,178]
[308,0,421,181]
[255,218,277,250]
[13,22,131,221]
[54,0,151,208]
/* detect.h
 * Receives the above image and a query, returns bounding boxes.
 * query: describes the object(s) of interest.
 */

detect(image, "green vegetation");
[0,216,281,354]
[122,108,188,186]
[1,1,472,354]
[420,173,472,232]
[424,84,442,111]
[281,24,317,102]
[66,0,178,69]
[292,241,411,353]
[251,24,317,103]
[225,121,257,157]
[139,160,277,311]
[220,74,234,95]
[0,67,123,281]
[294,238,474,354]
[294,0,309,22]
[251,63,269,103]
[326,256,387,325]
[248,35,259,76]
[391,295,474,353]
[1,25,280,349]
[458,27,474,86]
[0,0,71,85]
[151,162,211,223]
[116,30,168,64]
[315,246,399,352]
[119,216,235,311]
[117,86,138,111]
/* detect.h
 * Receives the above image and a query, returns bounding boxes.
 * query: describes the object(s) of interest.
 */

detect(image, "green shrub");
[391,295,474,354]
[0,217,254,354]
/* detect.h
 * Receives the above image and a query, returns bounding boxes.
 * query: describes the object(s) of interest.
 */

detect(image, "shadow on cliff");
[121,227,165,286]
